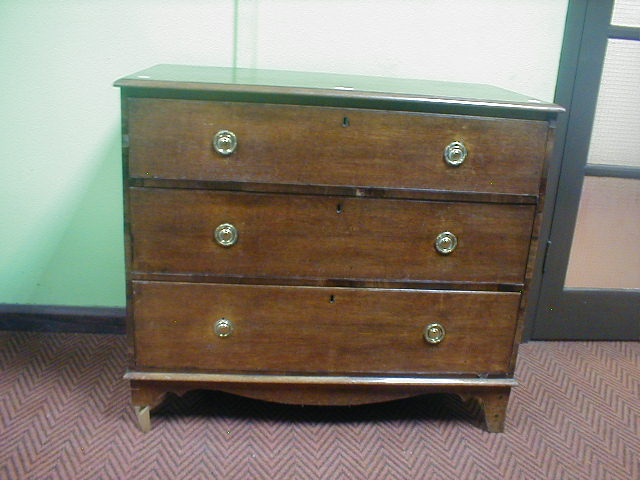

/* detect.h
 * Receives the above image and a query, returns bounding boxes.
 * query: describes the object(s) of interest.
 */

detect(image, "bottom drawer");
[133,281,520,375]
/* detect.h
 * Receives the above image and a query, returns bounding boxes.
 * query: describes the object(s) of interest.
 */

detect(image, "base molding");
[124,371,517,388]
[127,373,515,433]
[0,304,125,334]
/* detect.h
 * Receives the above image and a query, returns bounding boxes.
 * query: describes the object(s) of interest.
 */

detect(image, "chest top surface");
[115,64,563,119]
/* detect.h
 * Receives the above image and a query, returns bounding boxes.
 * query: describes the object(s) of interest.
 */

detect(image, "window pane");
[611,0,640,27]
[565,177,640,290]
[587,39,640,167]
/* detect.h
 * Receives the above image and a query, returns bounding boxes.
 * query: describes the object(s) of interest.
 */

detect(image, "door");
[531,0,640,340]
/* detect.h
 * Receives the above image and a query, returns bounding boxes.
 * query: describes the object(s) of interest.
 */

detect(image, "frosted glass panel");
[565,177,640,290]
[612,0,640,27]
[587,40,640,167]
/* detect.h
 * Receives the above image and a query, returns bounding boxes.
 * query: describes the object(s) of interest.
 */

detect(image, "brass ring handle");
[424,323,446,344]
[443,141,467,166]
[435,231,457,255]
[214,223,238,247]
[213,130,237,155]
[214,318,234,338]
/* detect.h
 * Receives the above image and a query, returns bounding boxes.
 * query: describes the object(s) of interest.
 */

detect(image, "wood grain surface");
[128,188,534,285]
[133,281,520,374]
[127,98,549,195]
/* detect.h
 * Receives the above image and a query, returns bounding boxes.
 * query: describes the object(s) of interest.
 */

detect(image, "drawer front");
[133,281,520,374]
[127,98,548,195]
[129,188,535,285]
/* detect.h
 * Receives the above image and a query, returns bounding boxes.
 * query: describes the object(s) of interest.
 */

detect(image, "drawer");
[133,281,520,374]
[127,98,548,195]
[129,188,535,285]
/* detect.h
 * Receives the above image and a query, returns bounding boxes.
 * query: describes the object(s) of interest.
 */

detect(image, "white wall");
[237,0,567,101]
[0,0,568,307]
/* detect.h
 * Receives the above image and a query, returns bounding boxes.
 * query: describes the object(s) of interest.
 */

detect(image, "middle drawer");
[129,188,534,285]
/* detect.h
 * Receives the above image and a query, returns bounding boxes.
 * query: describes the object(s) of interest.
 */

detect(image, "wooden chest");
[115,65,562,432]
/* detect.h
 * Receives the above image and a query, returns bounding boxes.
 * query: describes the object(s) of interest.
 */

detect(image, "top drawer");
[127,98,549,195]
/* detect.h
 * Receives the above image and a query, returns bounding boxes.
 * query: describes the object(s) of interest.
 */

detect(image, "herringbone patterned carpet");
[0,332,638,480]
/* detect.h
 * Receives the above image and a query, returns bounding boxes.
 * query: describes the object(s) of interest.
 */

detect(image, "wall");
[0,0,568,307]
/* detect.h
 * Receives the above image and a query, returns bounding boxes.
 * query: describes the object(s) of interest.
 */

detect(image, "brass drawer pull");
[213,130,238,155]
[214,318,234,337]
[435,231,457,255]
[443,141,467,166]
[424,323,446,344]
[214,223,238,247]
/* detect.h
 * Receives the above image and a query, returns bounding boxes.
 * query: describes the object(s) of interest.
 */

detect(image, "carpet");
[1,332,638,479]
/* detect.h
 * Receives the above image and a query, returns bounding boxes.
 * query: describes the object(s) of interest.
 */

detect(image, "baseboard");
[0,304,126,334]
[531,289,640,341]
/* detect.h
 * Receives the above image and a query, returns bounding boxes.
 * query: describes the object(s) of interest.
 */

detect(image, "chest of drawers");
[115,65,562,433]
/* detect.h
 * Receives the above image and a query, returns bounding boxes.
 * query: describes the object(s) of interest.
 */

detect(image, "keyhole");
[329,295,335,303]
[342,117,350,127]
[336,203,343,214]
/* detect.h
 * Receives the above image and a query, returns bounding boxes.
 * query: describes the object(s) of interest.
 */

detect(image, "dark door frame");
[526,0,640,340]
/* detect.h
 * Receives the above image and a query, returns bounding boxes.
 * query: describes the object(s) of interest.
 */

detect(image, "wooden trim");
[128,379,512,430]
[121,92,137,364]
[120,87,560,121]
[130,273,524,293]
[115,81,564,115]
[0,304,125,334]
[128,178,538,205]
[510,125,557,362]
[124,371,518,388]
